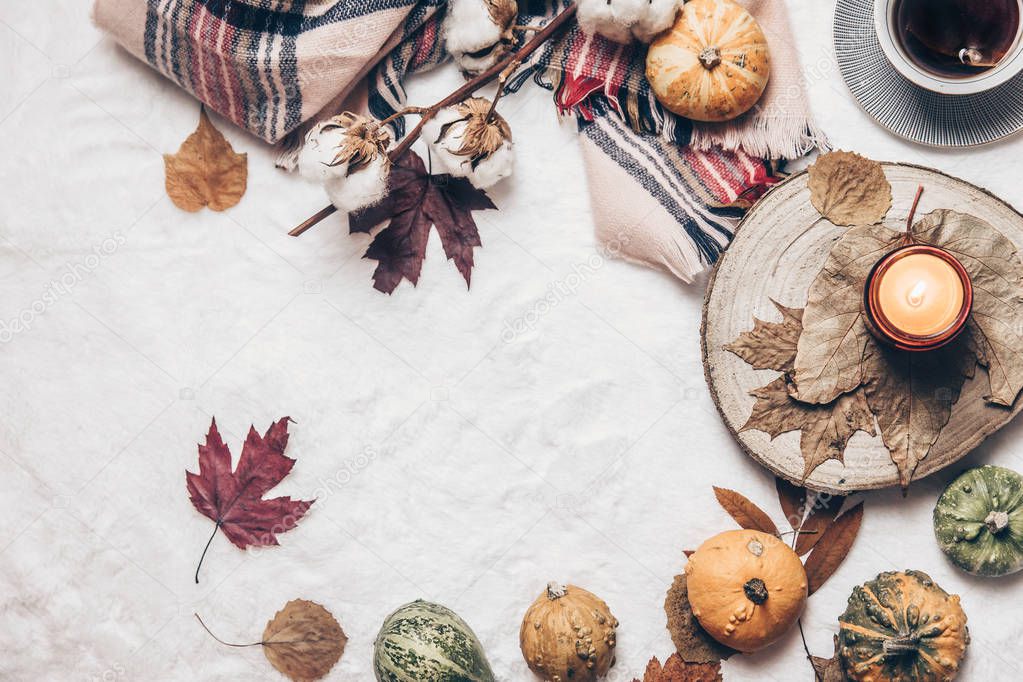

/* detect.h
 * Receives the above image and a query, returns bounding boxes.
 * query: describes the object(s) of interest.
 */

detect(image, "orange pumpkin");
[685,530,807,652]
[645,0,770,122]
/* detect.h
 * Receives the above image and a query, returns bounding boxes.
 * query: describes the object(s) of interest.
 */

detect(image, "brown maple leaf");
[186,417,313,582]
[861,330,976,489]
[742,376,876,480]
[633,654,722,682]
[164,106,247,212]
[349,149,497,293]
[724,300,802,372]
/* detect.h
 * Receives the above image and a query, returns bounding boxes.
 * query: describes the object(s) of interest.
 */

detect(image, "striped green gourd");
[373,600,495,682]
[933,465,1023,576]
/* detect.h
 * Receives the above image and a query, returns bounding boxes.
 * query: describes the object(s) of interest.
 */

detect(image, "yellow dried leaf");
[790,223,901,404]
[723,300,802,372]
[808,151,892,226]
[912,209,1023,407]
[164,107,247,212]
[262,599,347,682]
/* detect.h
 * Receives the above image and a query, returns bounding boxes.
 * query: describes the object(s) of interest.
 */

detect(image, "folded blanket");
[93,0,443,143]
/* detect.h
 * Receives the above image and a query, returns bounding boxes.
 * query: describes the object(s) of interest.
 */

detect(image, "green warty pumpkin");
[838,570,969,682]
[374,600,495,682]
[933,465,1023,576]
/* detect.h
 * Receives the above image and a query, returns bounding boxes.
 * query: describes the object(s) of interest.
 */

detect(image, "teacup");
[873,0,1023,94]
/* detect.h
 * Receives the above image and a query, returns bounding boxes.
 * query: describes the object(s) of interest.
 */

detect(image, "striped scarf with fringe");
[369,1,781,278]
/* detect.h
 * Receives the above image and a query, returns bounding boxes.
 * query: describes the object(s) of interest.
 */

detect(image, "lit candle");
[864,244,972,351]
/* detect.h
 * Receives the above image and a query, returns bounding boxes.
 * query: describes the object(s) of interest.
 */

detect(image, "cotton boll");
[577,0,682,44]
[298,112,392,213]
[423,98,513,189]
[462,142,514,189]
[324,155,390,213]
[298,121,350,183]
[444,0,518,76]
[630,0,683,43]
[577,0,641,44]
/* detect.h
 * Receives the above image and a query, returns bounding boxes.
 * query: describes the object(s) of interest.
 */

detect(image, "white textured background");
[2,1,1023,680]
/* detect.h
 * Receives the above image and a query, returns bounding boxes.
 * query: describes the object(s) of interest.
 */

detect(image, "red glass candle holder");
[863,244,973,352]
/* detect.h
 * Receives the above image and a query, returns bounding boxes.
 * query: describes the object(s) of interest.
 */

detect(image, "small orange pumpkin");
[685,529,807,652]
[646,0,770,122]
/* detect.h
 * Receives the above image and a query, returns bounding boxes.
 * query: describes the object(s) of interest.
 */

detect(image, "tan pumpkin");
[646,0,770,122]
[519,582,618,682]
[685,529,807,652]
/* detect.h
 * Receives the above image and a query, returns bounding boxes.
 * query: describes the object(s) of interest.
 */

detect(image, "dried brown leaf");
[712,486,779,535]
[164,107,247,212]
[633,654,723,682]
[775,477,807,531]
[262,599,347,682]
[913,209,1023,407]
[664,574,737,664]
[861,332,976,489]
[724,300,803,372]
[807,151,892,226]
[810,636,849,682]
[795,493,845,556]
[791,224,901,404]
[810,656,847,682]
[742,377,876,480]
[804,502,864,595]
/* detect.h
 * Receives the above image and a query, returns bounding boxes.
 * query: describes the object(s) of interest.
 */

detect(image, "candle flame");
[906,280,927,308]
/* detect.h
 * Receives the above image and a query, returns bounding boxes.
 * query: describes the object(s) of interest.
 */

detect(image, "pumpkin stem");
[546,581,567,600]
[985,510,1010,534]
[743,578,769,605]
[882,635,920,656]
[698,46,722,70]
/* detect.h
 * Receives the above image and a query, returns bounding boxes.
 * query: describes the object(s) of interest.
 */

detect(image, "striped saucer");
[834,0,1023,147]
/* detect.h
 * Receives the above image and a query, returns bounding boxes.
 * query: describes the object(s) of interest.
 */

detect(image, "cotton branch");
[289,3,578,237]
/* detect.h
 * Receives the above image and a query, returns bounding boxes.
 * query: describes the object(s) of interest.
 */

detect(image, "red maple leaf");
[349,149,497,294]
[186,417,313,582]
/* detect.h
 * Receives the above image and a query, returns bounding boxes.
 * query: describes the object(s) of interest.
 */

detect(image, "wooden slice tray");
[702,163,1023,493]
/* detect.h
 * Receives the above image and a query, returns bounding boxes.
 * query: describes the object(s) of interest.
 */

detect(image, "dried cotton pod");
[577,0,683,44]
[444,0,519,76]
[422,97,513,189]
[298,112,391,212]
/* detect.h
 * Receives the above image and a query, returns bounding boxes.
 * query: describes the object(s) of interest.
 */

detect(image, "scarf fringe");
[691,115,831,161]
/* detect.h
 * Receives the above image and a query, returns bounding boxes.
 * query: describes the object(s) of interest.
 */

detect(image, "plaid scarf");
[368,0,778,275]
[95,0,788,280]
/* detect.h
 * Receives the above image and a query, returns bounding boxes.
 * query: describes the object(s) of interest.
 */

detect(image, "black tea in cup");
[894,0,1021,77]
